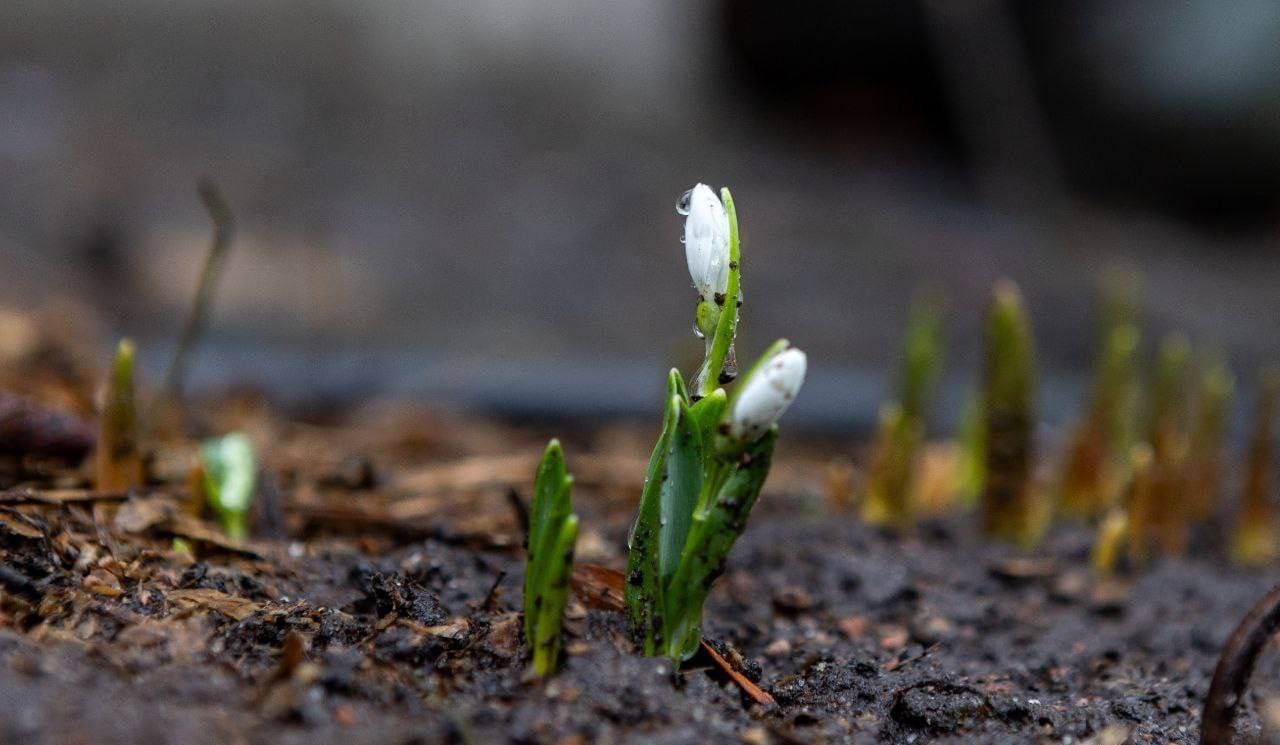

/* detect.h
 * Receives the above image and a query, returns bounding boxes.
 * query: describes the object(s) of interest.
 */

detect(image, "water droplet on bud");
[675,189,693,216]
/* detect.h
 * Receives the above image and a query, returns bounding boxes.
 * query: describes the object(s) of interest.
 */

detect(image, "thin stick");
[154,177,235,413]
[1201,584,1280,744]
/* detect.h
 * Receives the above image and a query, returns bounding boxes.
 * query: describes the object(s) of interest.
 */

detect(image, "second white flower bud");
[728,345,807,441]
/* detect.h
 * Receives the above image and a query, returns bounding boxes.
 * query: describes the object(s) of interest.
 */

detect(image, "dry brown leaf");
[167,589,263,621]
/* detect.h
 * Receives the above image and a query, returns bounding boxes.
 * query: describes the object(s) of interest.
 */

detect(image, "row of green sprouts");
[861,274,1280,573]
[524,184,807,676]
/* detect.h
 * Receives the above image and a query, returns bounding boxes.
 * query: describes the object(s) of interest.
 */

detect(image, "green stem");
[697,188,740,398]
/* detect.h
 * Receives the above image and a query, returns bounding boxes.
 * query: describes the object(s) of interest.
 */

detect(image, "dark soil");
[0,402,1276,745]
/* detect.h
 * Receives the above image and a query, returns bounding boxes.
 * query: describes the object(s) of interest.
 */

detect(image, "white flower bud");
[679,183,730,300]
[729,346,806,440]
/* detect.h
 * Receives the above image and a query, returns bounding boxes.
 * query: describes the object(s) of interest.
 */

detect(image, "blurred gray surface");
[2,1,1280,427]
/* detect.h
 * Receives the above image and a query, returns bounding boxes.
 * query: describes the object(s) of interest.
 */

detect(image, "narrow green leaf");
[658,395,703,585]
[531,514,578,677]
[525,440,572,648]
[625,373,683,654]
[981,280,1037,544]
[664,428,776,661]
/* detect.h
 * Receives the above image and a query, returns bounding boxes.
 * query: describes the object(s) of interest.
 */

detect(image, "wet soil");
[0,404,1276,745]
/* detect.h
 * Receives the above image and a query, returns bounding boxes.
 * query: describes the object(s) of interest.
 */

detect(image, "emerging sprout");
[1232,370,1280,565]
[96,339,144,492]
[199,432,257,541]
[1059,291,1141,519]
[623,186,805,663]
[979,281,1037,545]
[1123,443,1158,563]
[954,391,986,508]
[862,300,942,525]
[1185,358,1234,522]
[1139,334,1194,554]
[524,440,579,677]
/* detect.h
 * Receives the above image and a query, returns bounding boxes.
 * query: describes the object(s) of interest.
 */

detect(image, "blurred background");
[2,0,1280,431]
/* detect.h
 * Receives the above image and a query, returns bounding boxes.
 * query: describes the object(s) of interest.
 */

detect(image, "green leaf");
[531,514,578,677]
[658,393,703,586]
[625,372,683,654]
[663,428,776,661]
[689,389,728,475]
[898,299,943,423]
[199,433,257,541]
[525,440,573,648]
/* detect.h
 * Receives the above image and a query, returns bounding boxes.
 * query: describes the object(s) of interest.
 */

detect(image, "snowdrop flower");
[729,345,807,441]
[679,184,730,301]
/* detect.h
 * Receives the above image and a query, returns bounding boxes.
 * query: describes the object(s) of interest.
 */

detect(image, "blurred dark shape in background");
[1,0,1278,429]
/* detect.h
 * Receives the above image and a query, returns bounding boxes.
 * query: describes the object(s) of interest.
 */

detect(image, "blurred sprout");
[1091,507,1129,577]
[954,391,986,508]
[524,440,578,678]
[1142,334,1194,555]
[200,433,257,541]
[1185,358,1234,522]
[1232,369,1280,566]
[1123,443,1158,564]
[1059,285,1141,519]
[97,339,144,492]
[861,299,942,526]
[979,280,1037,546]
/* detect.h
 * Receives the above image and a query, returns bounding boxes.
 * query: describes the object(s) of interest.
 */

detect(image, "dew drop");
[675,189,693,216]
[692,322,705,339]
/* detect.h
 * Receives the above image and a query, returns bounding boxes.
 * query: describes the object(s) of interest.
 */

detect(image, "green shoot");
[1142,334,1193,555]
[1058,298,1140,518]
[979,280,1037,546]
[954,390,986,508]
[96,339,144,492]
[861,403,920,525]
[524,440,579,677]
[1185,358,1234,522]
[623,186,806,663]
[199,432,257,541]
[861,300,942,526]
[1232,370,1280,565]
[1124,443,1158,563]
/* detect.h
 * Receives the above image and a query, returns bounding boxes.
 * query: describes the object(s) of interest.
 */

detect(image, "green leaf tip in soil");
[1232,369,1280,566]
[1059,281,1141,519]
[862,298,942,526]
[622,187,805,663]
[524,439,579,677]
[199,432,257,542]
[979,280,1038,546]
[96,338,144,492]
